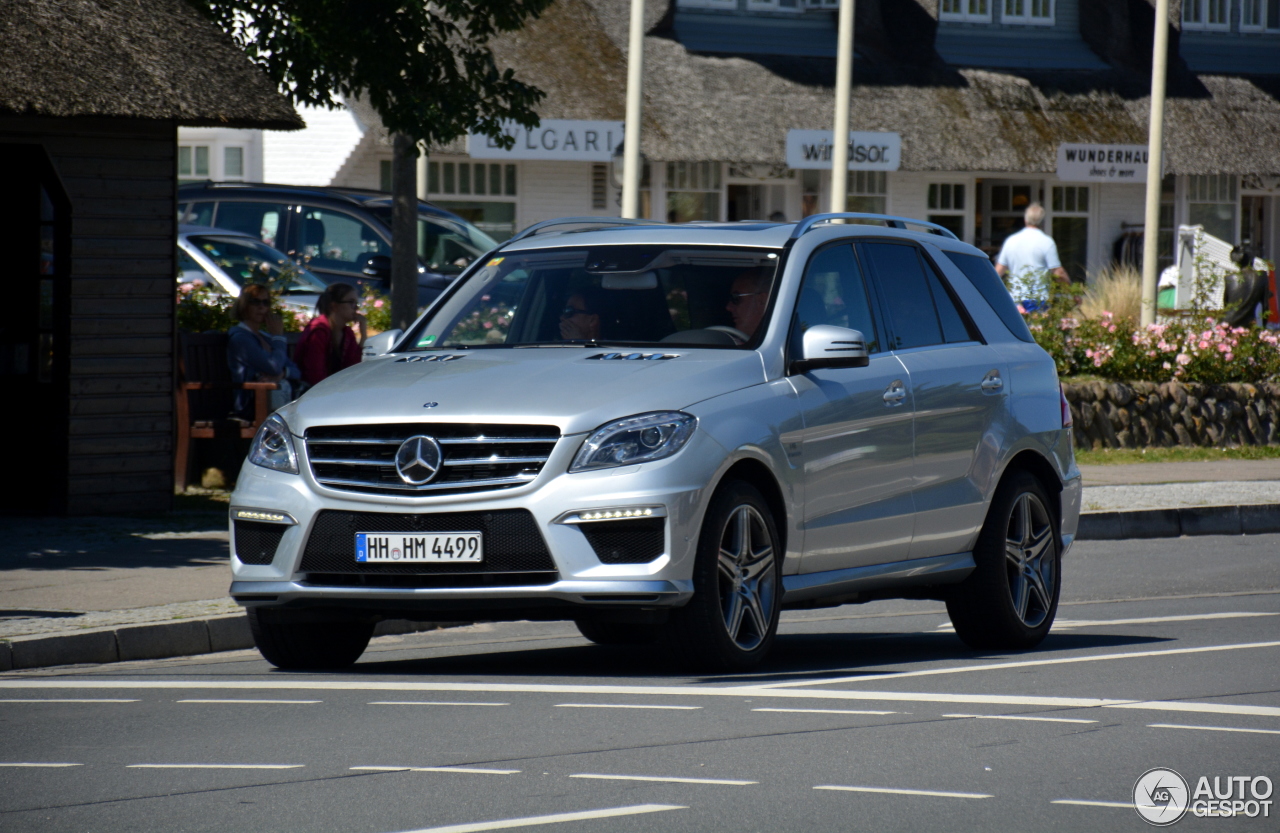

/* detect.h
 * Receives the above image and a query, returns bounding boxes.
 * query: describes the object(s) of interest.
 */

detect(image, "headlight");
[570,411,697,473]
[248,414,299,474]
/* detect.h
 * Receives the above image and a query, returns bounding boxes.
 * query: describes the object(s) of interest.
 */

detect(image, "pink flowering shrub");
[176,281,305,333]
[360,286,393,333]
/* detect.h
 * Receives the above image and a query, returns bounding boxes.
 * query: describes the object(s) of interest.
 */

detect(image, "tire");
[662,481,781,672]
[946,470,1061,650]
[248,608,374,670]
[574,619,661,646]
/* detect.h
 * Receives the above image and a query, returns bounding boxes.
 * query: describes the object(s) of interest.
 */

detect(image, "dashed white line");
[0,763,83,768]
[390,803,685,833]
[127,764,304,770]
[369,701,508,707]
[1148,723,1280,736]
[554,703,701,711]
[753,708,897,715]
[937,612,1278,632]
[0,699,138,703]
[177,699,320,704]
[815,785,992,799]
[353,766,520,775]
[1110,701,1280,718]
[1051,799,1131,808]
[569,774,755,786]
[943,713,1098,724]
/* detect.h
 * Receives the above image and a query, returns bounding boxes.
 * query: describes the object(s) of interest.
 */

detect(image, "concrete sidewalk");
[4,458,1280,671]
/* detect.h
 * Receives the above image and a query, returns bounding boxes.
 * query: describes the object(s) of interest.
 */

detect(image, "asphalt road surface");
[2,534,1278,832]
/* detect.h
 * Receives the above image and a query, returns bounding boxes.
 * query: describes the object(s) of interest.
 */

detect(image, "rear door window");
[857,242,944,350]
[296,206,390,275]
[180,202,215,226]
[212,201,288,249]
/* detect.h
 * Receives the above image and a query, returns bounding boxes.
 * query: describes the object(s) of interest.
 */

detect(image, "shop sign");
[1057,143,1149,182]
[468,120,624,162]
[785,130,902,171]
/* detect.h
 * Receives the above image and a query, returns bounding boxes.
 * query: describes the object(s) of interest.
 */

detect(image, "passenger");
[559,291,602,341]
[725,267,772,341]
[227,284,300,419]
[295,283,366,386]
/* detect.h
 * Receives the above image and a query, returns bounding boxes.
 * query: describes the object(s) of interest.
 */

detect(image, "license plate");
[355,532,483,563]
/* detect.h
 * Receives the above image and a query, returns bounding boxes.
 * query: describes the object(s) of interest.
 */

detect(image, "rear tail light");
[1060,384,1073,428]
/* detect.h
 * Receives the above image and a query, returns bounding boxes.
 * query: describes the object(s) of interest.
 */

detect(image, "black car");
[178,182,499,308]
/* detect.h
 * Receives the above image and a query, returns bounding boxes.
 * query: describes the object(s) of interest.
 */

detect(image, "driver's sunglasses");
[246,297,271,307]
[560,306,590,318]
[727,290,764,306]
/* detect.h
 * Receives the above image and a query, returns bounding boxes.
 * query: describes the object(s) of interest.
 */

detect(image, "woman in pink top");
[295,283,366,387]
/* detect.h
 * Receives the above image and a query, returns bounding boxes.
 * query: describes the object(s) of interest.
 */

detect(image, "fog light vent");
[234,521,286,565]
[579,518,665,564]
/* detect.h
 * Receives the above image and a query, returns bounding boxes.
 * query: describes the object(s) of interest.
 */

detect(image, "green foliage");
[189,0,554,147]
[360,286,392,333]
[176,282,307,333]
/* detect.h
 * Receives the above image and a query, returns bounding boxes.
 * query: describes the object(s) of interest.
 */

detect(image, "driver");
[725,267,772,342]
[559,292,602,341]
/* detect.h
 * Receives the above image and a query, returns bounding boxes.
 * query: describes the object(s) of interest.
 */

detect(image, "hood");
[284,347,767,436]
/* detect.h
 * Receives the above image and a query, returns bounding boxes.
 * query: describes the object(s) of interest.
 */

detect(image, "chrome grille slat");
[305,423,560,497]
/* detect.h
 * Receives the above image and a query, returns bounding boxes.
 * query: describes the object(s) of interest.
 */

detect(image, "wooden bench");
[174,331,278,491]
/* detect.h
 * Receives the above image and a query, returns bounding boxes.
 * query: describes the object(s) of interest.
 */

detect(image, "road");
[1,533,1278,832]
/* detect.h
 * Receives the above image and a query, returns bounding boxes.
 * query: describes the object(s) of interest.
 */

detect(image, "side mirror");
[791,325,870,374]
[362,254,392,278]
[363,328,402,357]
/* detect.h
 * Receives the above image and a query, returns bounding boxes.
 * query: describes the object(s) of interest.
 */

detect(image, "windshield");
[187,235,326,294]
[403,245,781,350]
[369,209,499,275]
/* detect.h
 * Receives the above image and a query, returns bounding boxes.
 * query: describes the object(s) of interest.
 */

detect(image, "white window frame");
[1240,0,1280,30]
[1001,0,1054,26]
[1182,0,1231,31]
[676,0,736,8]
[940,0,992,22]
[222,145,247,182]
[926,180,972,244]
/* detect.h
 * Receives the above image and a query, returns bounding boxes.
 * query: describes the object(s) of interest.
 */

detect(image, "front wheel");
[248,608,374,670]
[663,481,781,671]
[574,619,661,646]
[946,471,1061,650]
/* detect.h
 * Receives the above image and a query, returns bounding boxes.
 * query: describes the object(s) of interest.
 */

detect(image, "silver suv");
[229,213,1081,671]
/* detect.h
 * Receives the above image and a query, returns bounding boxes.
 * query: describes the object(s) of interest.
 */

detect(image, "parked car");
[178,182,499,308]
[229,213,1082,672]
[178,225,327,316]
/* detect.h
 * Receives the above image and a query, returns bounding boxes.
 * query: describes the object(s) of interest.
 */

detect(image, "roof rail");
[790,213,960,241]
[507,217,664,244]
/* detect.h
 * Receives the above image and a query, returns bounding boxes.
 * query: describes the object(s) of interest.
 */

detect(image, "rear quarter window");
[942,251,1035,343]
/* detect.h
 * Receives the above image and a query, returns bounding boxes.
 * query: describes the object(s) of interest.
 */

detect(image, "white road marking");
[1051,799,1131,808]
[390,804,685,833]
[353,766,520,775]
[936,612,1278,632]
[815,785,992,799]
[569,773,755,786]
[177,699,320,704]
[554,703,701,711]
[1148,723,1280,736]
[0,699,138,703]
[757,640,1280,689]
[127,764,304,770]
[943,713,1098,724]
[0,763,83,768]
[1,679,1276,718]
[369,701,509,707]
[752,708,897,715]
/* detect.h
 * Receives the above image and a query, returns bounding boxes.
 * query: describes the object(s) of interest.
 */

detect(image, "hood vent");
[395,354,464,363]
[587,352,679,361]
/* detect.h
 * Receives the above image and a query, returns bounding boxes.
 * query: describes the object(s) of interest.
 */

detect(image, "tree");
[191,0,553,328]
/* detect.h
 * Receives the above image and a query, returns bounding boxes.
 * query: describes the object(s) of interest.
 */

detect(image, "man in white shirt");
[995,202,1069,312]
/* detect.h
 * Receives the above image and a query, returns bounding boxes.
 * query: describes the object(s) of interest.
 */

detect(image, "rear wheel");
[248,608,374,670]
[946,470,1061,650]
[574,619,661,646]
[663,481,781,671]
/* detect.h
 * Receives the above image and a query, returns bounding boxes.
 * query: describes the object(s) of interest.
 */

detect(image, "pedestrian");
[295,283,366,386]
[995,202,1069,313]
[227,284,301,418]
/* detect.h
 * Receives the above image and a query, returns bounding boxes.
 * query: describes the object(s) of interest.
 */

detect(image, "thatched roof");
[0,0,302,129]
[474,0,1280,176]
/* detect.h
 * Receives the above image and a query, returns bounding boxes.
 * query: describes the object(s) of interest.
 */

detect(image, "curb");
[1076,503,1280,541]
[0,615,448,673]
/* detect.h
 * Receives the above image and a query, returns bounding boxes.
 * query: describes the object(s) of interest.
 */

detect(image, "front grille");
[234,521,286,565]
[580,518,665,564]
[300,509,557,582]
[305,423,560,496]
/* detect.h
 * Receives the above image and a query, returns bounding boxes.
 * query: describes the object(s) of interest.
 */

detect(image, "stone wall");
[1063,381,1280,450]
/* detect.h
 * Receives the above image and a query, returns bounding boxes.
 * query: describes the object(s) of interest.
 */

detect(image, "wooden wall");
[0,116,176,515]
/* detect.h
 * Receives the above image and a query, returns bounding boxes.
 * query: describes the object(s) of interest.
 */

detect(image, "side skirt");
[781,552,975,608]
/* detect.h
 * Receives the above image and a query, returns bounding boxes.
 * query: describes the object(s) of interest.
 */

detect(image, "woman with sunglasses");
[295,283,366,386]
[227,283,301,419]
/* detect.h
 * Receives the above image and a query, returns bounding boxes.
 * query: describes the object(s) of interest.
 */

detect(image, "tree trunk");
[390,133,419,332]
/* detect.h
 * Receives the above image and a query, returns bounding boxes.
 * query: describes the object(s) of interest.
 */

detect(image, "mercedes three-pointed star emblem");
[394,435,443,486]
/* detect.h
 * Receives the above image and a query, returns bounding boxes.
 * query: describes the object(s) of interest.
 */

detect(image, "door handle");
[883,380,907,406]
[981,372,1003,393]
